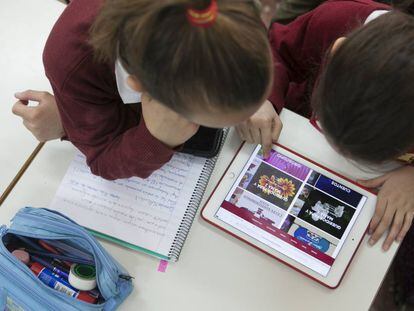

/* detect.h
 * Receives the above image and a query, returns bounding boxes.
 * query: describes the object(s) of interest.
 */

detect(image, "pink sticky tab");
[157,259,168,273]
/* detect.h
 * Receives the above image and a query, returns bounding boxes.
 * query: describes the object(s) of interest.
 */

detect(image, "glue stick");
[30,262,96,304]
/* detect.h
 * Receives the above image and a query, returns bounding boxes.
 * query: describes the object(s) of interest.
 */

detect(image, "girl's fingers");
[369,200,394,246]
[397,212,414,242]
[357,174,388,189]
[382,209,404,251]
[271,117,283,142]
[22,120,33,132]
[237,125,253,143]
[260,123,273,158]
[369,194,388,234]
[235,126,244,141]
[249,127,261,145]
[14,90,47,102]
[12,101,31,117]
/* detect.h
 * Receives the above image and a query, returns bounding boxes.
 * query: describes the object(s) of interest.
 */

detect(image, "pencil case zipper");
[8,211,122,299]
[13,208,124,281]
[0,208,133,311]
[0,243,54,310]
[0,229,107,310]
[0,288,31,311]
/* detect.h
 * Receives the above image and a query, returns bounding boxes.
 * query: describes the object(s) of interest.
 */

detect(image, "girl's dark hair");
[90,0,272,115]
[313,4,414,164]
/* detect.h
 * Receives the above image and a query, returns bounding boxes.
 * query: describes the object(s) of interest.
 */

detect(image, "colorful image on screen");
[215,146,366,276]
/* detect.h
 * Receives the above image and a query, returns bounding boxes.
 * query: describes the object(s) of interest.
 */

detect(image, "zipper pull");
[119,274,134,281]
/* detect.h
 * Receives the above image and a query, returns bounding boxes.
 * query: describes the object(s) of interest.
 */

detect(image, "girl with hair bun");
[12,0,278,179]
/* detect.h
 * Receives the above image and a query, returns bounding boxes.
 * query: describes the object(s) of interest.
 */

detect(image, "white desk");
[0,109,397,311]
[0,0,65,197]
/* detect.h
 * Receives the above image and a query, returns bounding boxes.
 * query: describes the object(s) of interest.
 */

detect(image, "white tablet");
[201,143,376,288]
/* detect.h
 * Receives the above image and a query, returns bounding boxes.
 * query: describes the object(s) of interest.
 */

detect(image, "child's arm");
[358,166,414,251]
[52,84,196,180]
[11,89,197,163]
[40,42,200,180]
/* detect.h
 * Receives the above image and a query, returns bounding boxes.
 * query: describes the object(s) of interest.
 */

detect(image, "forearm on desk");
[54,94,175,180]
[80,119,175,180]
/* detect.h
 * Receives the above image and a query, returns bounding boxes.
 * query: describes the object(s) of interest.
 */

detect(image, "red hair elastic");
[186,0,218,28]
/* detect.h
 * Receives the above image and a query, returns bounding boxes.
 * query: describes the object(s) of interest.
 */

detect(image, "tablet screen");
[214,145,367,276]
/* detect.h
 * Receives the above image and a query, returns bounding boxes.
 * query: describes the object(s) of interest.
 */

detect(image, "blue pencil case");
[0,207,133,311]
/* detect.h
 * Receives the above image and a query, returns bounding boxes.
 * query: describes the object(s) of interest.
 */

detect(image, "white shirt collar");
[365,10,389,24]
[115,58,142,104]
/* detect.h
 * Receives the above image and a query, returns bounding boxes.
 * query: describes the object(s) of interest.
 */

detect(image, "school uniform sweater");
[267,0,414,164]
[267,0,389,116]
[43,0,174,180]
[43,0,409,181]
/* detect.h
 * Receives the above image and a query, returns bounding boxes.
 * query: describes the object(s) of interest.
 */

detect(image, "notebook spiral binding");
[168,129,229,261]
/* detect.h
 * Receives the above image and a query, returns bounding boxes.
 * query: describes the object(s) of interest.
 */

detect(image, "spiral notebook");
[49,146,222,261]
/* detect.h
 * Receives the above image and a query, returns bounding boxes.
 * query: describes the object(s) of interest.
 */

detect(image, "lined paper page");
[49,152,207,257]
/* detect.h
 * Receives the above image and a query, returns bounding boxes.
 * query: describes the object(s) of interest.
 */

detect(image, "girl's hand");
[358,166,414,251]
[141,93,199,148]
[12,90,65,142]
[235,100,283,158]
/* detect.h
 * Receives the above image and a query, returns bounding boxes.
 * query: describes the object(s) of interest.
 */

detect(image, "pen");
[38,240,72,267]
[15,236,44,252]
[38,240,60,254]
[43,240,94,262]
[22,248,94,266]
[31,254,70,279]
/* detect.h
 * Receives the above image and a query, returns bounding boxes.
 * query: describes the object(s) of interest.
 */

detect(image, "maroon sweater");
[268,0,389,116]
[43,0,174,180]
[43,0,388,180]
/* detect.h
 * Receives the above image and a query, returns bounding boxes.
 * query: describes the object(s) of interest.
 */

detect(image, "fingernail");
[369,239,375,245]
[14,92,21,97]
[383,245,389,251]
[368,229,373,235]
